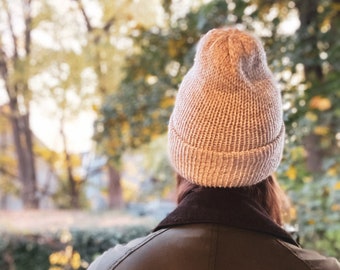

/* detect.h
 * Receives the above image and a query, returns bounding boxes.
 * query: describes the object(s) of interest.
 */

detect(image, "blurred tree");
[92,1,202,201]
[243,0,340,255]
[76,0,169,208]
[73,0,129,209]
[0,0,95,209]
[277,0,340,255]
[27,0,102,208]
[93,0,248,205]
[0,105,19,208]
[138,135,175,201]
[0,0,39,208]
[33,5,90,208]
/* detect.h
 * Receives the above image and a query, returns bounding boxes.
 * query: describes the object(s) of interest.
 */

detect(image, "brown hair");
[176,174,290,226]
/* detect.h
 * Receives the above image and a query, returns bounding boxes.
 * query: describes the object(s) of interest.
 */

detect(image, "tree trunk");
[60,116,80,209]
[0,0,38,209]
[65,149,79,209]
[9,97,38,208]
[296,0,324,174]
[107,164,124,209]
[302,133,323,173]
[75,1,125,209]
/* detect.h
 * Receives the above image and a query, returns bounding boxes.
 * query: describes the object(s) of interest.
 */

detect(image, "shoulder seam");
[276,240,314,270]
[108,228,169,270]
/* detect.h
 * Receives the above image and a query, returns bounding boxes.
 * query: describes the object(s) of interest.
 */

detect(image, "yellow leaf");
[74,175,83,183]
[334,182,340,190]
[91,104,99,113]
[160,97,174,109]
[168,40,178,57]
[303,176,312,183]
[314,126,329,136]
[151,110,160,119]
[305,112,318,122]
[289,207,297,220]
[286,166,297,181]
[331,204,340,211]
[333,2,340,11]
[290,146,306,160]
[71,252,81,269]
[309,96,331,111]
[49,267,63,270]
[327,167,337,177]
[49,252,60,265]
[308,219,315,225]
[121,122,130,134]
[49,251,68,266]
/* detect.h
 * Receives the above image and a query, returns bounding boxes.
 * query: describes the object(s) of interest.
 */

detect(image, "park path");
[0,210,156,233]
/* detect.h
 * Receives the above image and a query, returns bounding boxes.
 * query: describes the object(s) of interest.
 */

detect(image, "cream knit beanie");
[168,28,285,188]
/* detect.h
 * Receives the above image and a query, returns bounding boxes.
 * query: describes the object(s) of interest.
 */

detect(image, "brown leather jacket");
[88,188,340,270]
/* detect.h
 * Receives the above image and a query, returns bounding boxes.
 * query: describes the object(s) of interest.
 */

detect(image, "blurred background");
[0,0,339,269]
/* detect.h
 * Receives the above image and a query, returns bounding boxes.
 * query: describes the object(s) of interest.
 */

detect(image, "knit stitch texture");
[168,28,285,187]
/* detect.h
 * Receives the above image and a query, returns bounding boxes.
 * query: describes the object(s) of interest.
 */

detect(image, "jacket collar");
[154,188,298,246]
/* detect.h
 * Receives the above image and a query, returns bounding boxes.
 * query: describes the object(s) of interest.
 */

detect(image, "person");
[88,28,340,270]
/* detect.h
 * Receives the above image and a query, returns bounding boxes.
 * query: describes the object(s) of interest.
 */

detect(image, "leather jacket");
[88,188,340,270]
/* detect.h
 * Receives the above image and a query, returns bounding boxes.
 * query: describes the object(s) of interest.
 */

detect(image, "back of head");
[168,28,285,188]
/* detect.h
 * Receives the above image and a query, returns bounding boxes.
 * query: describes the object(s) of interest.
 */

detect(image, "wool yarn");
[168,28,285,187]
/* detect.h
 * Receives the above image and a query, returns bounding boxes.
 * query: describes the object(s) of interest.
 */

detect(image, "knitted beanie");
[168,28,285,188]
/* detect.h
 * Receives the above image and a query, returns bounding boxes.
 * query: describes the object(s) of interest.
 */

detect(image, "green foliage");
[52,174,88,210]
[293,175,340,257]
[135,135,175,201]
[94,0,340,256]
[0,233,53,270]
[273,0,340,256]
[0,225,151,270]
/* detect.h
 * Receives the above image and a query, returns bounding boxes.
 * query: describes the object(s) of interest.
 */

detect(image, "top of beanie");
[167,28,285,188]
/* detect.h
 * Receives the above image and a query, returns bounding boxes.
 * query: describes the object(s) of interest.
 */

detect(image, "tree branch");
[0,166,17,178]
[2,0,18,59]
[22,0,32,55]
[0,46,8,81]
[103,16,116,32]
[0,44,15,100]
[73,0,93,32]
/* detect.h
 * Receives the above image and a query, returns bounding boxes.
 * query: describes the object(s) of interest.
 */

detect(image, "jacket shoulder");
[87,229,168,270]
[278,240,340,270]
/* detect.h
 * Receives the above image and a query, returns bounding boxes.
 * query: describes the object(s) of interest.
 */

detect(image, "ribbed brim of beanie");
[168,28,285,188]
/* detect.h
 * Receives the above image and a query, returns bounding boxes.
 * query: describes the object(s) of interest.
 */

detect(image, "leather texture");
[88,188,340,270]
[88,224,340,270]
